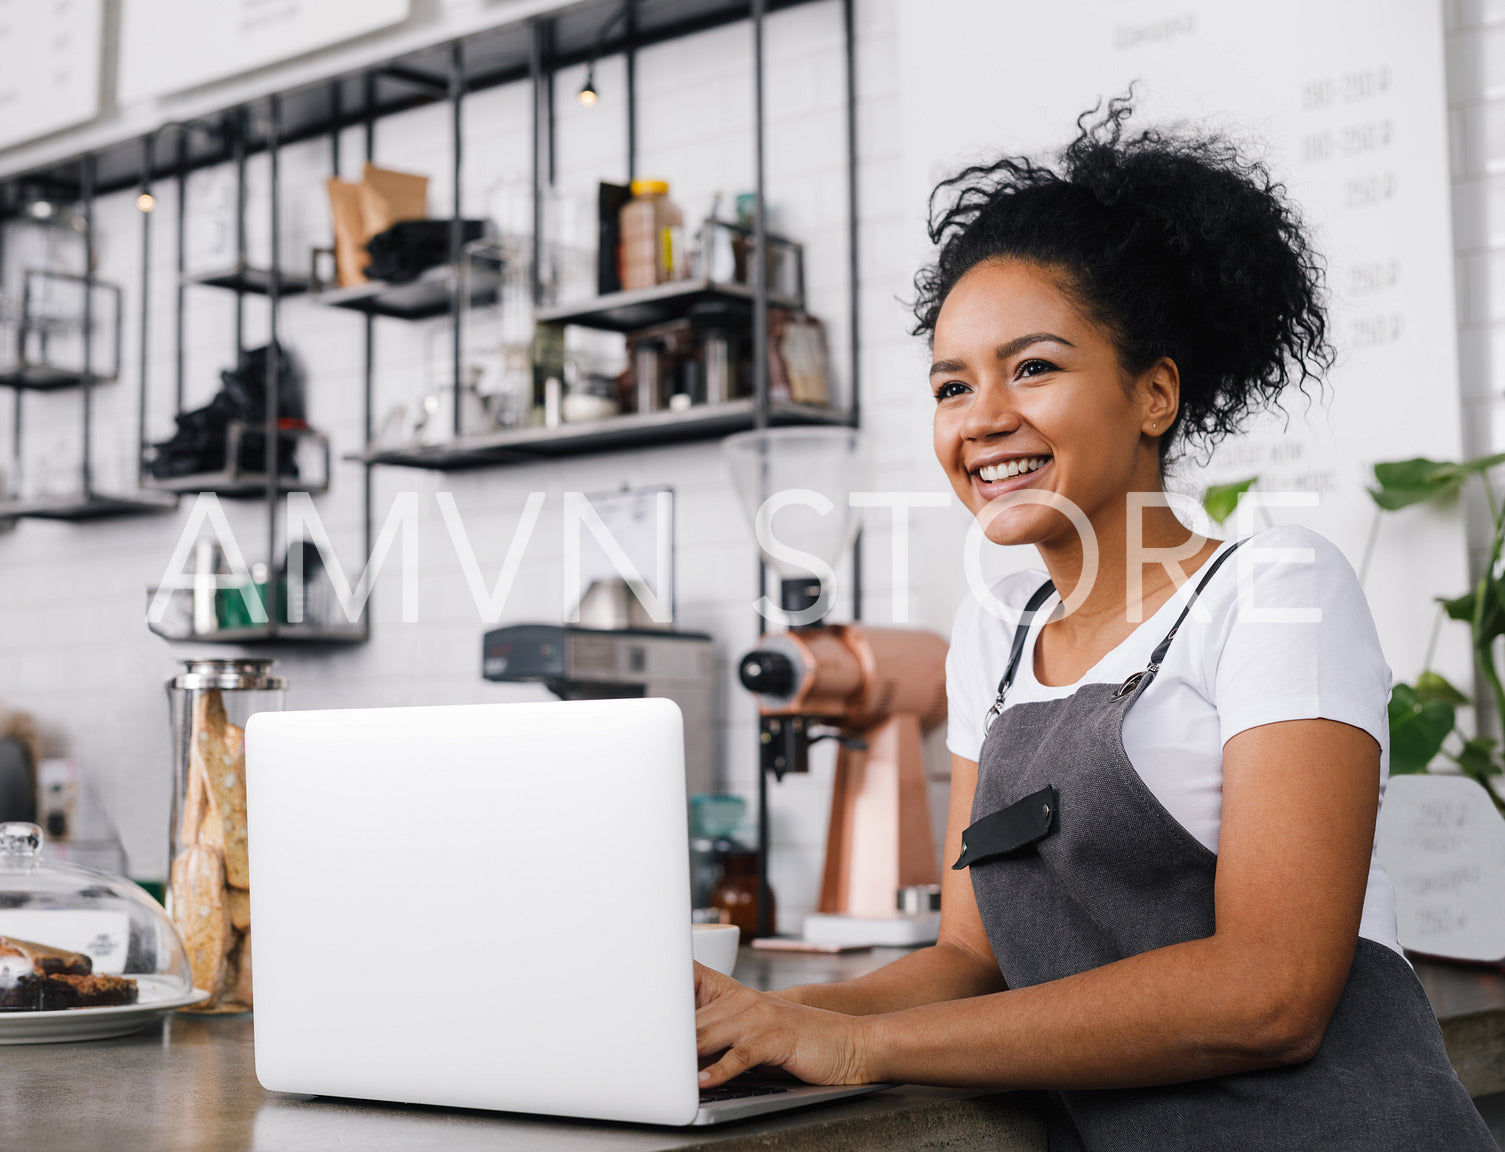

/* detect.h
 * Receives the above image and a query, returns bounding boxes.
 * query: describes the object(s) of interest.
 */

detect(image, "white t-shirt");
[945,524,1402,955]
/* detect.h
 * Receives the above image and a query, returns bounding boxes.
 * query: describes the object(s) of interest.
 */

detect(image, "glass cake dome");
[0,821,195,1015]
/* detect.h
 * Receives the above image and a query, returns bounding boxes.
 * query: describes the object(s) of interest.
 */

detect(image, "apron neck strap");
[984,538,1248,730]
[982,579,1057,733]
[1145,537,1247,668]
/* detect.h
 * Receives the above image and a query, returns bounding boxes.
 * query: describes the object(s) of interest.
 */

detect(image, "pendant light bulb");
[578,65,599,107]
[136,192,156,213]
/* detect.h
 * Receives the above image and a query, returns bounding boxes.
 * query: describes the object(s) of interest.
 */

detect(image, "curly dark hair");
[912,95,1332,460]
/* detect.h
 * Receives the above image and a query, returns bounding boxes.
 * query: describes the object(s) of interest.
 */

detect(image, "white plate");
[0,986,211,1044]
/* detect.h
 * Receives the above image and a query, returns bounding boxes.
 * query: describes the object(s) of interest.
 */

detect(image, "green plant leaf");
[1454,450,1505,476]
[1370,486,1448,511]
[1452,736,1500,779]
[1387,682,1455,774]
[1414,671,1470,706]
[1202,477,1257,525]
[1439,590,1476,623]
[1369,457,1467,510]
[1437,585,1505,648]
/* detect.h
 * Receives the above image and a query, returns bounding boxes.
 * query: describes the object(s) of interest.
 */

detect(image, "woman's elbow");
[1234,984,1334,1067]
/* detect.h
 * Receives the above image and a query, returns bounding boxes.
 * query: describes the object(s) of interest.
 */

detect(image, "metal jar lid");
[169,659,287,691]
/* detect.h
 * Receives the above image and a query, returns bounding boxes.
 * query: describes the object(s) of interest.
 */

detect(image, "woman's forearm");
[775,939,1007,1015]
[861,934,1330,1089]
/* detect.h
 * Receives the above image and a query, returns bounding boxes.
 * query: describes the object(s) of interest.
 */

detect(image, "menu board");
[1376,774,1505,962]
[0,0,102,150]
[118,0,412,103]
[894,1,1464,684]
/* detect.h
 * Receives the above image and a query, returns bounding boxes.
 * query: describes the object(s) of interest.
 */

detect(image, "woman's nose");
[960,381,1021,440]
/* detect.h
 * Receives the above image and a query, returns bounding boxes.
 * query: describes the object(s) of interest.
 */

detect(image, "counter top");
[4,949,1501,1152]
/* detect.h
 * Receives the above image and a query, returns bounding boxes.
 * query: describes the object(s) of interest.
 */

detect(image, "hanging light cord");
[579,0,632,106]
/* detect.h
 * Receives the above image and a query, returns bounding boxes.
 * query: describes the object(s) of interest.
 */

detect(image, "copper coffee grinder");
[722,429,948,936]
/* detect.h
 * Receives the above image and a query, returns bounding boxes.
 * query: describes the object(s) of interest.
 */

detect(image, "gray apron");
[956,543,1494,1150]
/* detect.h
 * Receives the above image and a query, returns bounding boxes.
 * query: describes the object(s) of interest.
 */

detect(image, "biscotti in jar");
[166,660,286,1013]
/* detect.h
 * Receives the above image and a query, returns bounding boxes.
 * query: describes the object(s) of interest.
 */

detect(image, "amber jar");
[709,848,774,939]
[619,179,684,291]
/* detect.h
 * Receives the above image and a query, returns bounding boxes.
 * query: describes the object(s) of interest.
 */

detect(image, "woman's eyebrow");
[929,332,1075,377]
[995,332,1074,361]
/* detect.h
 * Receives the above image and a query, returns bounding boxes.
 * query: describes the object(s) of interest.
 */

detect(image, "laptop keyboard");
[699,1083,791,1103]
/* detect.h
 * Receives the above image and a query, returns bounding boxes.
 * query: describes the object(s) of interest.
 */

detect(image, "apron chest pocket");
[953,784,1057,869]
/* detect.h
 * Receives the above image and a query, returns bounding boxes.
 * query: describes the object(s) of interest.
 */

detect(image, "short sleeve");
[1211,526,1392,759]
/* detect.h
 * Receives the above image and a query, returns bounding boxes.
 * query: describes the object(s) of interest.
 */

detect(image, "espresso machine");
[723,429,949,927]
[482,623,717,797]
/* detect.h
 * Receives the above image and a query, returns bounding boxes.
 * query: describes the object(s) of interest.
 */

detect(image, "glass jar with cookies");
[166,659,286,1014]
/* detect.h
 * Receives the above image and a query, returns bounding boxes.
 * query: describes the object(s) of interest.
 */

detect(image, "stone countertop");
[3,948,1500,1152]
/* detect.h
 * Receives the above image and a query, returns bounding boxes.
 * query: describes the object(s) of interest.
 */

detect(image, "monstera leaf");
[1388,682,1455,775]
[1370,453,1505,510]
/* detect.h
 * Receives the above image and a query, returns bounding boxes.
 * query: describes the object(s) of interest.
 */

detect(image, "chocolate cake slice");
[0,936,138,1011]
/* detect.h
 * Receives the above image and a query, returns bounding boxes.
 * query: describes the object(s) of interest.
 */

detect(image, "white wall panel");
[894,0,1471,704]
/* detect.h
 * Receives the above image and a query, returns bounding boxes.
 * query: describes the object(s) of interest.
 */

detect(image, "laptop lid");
[245,697,701,1126]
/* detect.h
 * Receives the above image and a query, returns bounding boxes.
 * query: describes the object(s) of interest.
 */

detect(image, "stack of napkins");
[802,911,941,948]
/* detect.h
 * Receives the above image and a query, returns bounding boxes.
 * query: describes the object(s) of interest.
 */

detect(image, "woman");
[693,100,1495,1149]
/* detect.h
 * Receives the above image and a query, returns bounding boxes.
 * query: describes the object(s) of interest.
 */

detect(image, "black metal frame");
[2,0,867,929]
[0,1,823,203]
[0,155,174,522]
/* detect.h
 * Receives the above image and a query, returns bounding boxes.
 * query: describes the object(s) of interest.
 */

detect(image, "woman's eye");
[933,380,969,401]
[1017,358,1057,379]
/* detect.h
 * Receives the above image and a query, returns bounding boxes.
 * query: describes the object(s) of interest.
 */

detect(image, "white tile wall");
[1448,0,1505,721]
[0,0,968,937]
[9,0,1495,961]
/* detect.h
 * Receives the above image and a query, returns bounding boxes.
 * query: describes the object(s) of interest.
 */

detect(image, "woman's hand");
[694,962,877,1088]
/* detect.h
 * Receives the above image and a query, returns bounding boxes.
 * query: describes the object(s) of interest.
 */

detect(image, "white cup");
[691,923,740,975]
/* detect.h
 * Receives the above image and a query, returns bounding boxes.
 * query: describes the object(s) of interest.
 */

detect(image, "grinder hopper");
[722,427,865,626]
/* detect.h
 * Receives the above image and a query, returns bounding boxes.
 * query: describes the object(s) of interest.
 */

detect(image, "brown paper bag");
[327,177,370,287]
[359,161,428,240]
[326,165,429,288]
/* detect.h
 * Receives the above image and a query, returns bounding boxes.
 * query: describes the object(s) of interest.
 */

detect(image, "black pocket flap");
[952,784,1057,869]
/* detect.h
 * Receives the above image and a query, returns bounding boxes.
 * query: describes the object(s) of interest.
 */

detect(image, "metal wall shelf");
[0,366,93,391]
[2,0,860,686]
[144,584,370,645]
[147,620,370,646]
[354,399,848,471]
[143,424,332,497]
[183,265,312,296]
[314,265,503,321]
[0,169,164,525]
[538,278,803,333]
[0,269,123,391]
[0,491,178,522]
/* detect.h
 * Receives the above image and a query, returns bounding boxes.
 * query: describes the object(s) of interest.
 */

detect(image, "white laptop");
[244,697,888,1126]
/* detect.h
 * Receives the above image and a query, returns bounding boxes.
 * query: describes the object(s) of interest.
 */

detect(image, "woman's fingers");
[696,990,788,1086]
[693,960,742,1009]
[698,1044,759,1089]
[693,968,875,1088]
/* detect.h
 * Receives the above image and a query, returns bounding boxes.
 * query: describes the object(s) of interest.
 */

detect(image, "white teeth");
[978,457,1047,483]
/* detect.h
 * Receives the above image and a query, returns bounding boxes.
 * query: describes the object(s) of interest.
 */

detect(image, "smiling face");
[931,259,1175,549]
